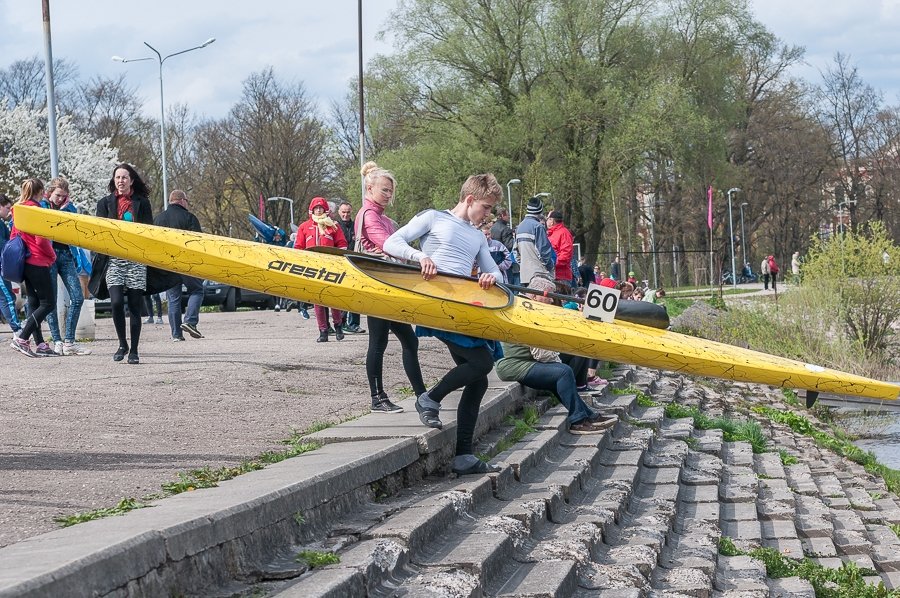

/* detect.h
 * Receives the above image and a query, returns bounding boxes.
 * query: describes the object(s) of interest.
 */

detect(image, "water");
[838,410,900,469]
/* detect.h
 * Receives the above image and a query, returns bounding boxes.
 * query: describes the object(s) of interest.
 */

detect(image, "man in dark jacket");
[154,190,204,341]
[336,200,364,333]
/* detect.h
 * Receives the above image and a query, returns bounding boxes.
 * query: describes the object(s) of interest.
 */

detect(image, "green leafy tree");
[801,221,900,361]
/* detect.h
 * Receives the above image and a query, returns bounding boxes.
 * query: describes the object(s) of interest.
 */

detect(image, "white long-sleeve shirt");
[384,209,502,282]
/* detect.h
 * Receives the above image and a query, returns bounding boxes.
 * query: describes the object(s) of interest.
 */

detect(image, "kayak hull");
[13,205,899,401]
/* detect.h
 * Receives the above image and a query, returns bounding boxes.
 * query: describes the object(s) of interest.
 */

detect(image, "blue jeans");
[0,278,19,332]
[166,276,203,338]
[46,249,84,343]
[521,361,594,425]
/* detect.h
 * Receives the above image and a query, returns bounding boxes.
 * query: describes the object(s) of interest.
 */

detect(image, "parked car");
[93,279,276,314]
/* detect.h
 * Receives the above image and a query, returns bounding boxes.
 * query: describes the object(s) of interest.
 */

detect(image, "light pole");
[506,179,521,225]
[113,37,215,209]
[531,192,551,222]
[267,197,295,230]
[739,202,748,273]
[726,188,740,289]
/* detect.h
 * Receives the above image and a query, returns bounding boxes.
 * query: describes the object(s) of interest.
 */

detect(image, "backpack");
[0,236,30,283]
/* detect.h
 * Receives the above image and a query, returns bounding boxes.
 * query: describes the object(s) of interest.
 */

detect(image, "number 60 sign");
[583,282,620,323]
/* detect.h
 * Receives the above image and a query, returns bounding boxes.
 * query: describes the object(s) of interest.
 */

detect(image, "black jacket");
[490,219,515,252]
[95,193,153,224]
[154,203,202,233]
[338,218,354,248]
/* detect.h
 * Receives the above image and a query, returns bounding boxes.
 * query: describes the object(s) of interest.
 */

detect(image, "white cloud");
[751,0,900,102]
[0,0,398,119]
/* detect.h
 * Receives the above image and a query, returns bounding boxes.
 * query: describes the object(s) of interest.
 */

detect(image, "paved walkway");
[0,309,450,547]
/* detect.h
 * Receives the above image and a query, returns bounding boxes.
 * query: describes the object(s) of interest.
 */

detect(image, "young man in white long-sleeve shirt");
[383,174,504,476]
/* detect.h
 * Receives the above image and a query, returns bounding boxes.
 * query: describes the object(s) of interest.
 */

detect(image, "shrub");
[800,221,900,362]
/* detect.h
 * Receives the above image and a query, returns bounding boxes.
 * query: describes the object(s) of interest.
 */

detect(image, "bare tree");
[191,68,331,236]
[818,52,882,227]
[0,56,79,112]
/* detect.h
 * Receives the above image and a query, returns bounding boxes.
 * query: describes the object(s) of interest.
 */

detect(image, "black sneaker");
[335,328,345,341]
[316,331,328,342]
[180,323,204,339]
[371,393,403,413]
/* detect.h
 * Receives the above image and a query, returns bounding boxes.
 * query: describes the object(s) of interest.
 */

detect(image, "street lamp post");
[531,192,551,222]
[726,188,740,289]
[739,202,748,272]
[506,179,521,226]
[267,197,295,230]
[113,37,215,209]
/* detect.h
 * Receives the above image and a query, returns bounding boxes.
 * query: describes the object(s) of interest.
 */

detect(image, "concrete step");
[494,560,578,597]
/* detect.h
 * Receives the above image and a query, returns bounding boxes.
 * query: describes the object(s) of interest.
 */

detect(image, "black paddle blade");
[805,390,819,408]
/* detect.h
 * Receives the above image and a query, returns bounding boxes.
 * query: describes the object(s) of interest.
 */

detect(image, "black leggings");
[365,316,426,397]
[20,263,54,344]
[429,341,494,456]
[109,285,144,353]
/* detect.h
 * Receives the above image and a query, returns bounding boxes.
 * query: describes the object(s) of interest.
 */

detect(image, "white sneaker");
[53,340,64,355]
[63,341,92,356]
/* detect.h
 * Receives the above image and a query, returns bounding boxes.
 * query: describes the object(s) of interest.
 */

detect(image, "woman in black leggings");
[9,178,57,358]
[356,161,427,413]
[95,164,154,364]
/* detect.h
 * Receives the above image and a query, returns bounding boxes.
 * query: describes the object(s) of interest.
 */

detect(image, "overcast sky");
[0,0,897,121]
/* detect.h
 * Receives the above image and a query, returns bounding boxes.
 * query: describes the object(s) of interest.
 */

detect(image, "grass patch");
[890,523,900,539]
[664,403,768,453]
[56,423,325,527]
[778,449,799,466]
[614,385,657,407]
[295,550,339,568]
[661,297,693,319]
[161,436,321,494]
[718,538,896,597]
[754,405,900,495]
[53,497,145,527]
[489,405,540,456]
[718,536,741,556]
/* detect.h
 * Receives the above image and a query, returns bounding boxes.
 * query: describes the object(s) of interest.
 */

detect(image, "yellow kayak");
[13,204,899,401]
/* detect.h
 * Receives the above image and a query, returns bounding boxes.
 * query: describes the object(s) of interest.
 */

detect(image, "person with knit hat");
[515,196,553,286]
[294,196,348,342]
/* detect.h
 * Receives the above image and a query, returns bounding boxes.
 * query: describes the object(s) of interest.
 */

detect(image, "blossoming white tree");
[0,100,117,213]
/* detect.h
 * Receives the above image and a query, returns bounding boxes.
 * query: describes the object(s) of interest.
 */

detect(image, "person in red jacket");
[294,196,349,342]
[10,178,57,357]
[546,210,574,284]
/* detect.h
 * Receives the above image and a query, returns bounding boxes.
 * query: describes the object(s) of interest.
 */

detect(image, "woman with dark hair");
[95,163,154,364]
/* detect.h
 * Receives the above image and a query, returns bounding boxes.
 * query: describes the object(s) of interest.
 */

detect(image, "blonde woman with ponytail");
[9,178,57,357]
[355,161,426,414]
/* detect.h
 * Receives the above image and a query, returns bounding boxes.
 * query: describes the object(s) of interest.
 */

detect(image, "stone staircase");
[252,370,900,598]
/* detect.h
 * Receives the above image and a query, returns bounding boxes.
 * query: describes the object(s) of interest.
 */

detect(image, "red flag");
[707,186,713,230]
[259,193,265,220]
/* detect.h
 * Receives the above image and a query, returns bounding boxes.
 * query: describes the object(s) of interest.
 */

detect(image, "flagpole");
[708,186,714,287]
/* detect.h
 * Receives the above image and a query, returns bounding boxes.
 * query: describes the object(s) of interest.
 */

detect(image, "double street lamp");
[113,37,216,209]
[726,187,741,289]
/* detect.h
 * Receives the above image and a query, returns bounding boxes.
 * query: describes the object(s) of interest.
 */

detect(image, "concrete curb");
[0,378,526,598]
